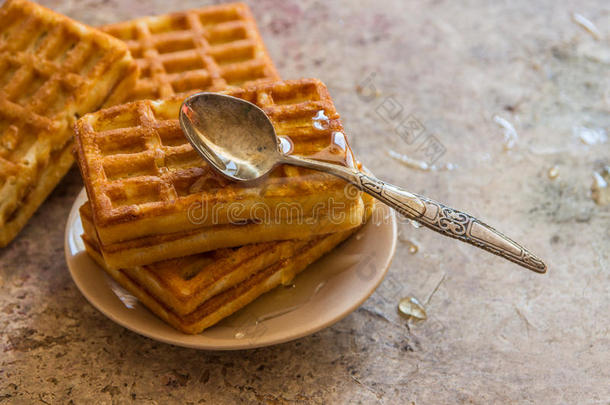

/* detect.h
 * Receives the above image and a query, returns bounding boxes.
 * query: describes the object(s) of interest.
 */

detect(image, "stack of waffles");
[0,0,372,334]
[74,78,373,334]
[0,0,137,246]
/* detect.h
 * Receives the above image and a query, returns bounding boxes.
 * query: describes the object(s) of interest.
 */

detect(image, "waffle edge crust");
[80,196,365,270]
[83,229,357,335]
[100,2,279,105]
[0,0,138,246]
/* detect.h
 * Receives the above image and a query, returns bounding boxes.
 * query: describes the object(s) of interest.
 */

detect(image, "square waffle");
[74,79,365,262]
[80,197,365,270]
[0,0,137,246]
[80,197,373,334]
[101,2,279,105]
[80,202,366,317]
[83,229,356,334]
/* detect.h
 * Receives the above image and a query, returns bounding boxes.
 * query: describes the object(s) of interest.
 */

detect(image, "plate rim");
[64,188,397,350]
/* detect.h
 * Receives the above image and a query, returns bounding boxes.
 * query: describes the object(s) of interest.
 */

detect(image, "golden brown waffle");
[81,194,374,334]
[80,197,364,269]
[83,229,356,334]
[80,202,360,317]
[74,79,363,254]
[101,2,279,105]
[0,0,137,247]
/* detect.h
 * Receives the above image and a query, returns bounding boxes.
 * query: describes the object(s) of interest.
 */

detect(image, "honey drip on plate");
[219,252,365,337]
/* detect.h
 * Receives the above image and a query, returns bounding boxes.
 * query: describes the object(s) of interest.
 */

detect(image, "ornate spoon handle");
[411,194,546,273]
[282,156,547,274]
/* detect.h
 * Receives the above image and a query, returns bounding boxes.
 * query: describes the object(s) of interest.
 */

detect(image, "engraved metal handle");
[408,194,547,273]
[281,155,547,273]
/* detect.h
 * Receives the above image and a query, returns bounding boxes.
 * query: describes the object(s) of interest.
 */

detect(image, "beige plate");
[65,189,397,350]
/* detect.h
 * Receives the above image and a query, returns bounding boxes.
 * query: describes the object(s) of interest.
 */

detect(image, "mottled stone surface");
[1,1,609,403]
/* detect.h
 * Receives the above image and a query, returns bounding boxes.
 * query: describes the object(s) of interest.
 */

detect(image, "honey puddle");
[493,115,518,150]
[278,110,357,168]
[591,166,610,206]
[109,282,138,309]
[547,165,560,180]
[571,13,602,40]
[398,296,427,320]
[387,150,457,171]
[574,125,607,145]
[398,236,419,254]
[217,251,365,335]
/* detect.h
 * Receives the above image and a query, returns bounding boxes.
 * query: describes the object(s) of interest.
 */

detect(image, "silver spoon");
[179,93,547,274]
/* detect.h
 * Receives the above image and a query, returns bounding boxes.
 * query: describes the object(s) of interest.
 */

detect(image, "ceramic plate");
[65,189,396,350]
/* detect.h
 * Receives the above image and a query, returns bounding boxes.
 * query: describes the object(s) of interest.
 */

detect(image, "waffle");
[74,79,364,254]
[0,0,137,246]
[81,197,374,334]
[101,2,279,105]
[80,197,365,269]
[83,229,356,334]
[81,202,363,317]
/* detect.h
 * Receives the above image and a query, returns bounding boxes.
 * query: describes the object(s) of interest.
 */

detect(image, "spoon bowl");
[180,93,281,181]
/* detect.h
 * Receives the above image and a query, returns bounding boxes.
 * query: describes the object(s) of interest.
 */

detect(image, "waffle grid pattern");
[101,2,279,103]
[0,0,135,245]
[75,79,354,229]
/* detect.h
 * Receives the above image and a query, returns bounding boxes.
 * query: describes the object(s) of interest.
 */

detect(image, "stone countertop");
[1,0,608,403]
